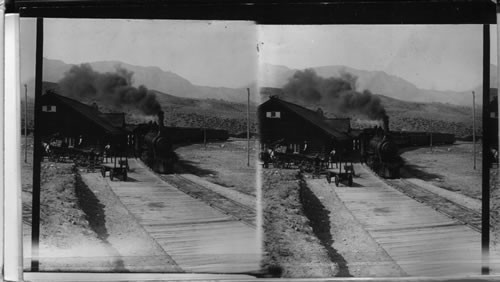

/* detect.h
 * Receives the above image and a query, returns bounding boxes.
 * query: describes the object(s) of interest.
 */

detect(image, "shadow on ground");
[299,176,352,277]
[173,159,217,176]
[74,171,127,272]
[400,164,443,181]
[398,144,459,155]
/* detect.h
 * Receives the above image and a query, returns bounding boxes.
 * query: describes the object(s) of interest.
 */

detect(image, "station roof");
[41,92,127,136]
[260,97,351,142]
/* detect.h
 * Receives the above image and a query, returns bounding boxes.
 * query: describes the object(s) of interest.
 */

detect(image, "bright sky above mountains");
[21,19,258,89]
[21,19,497,92]
[259,25,497,92]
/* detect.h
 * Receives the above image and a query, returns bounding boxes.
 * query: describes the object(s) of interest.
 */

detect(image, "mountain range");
[35,58,492,137]
[41,58,255,104]
[260,63,498,106]
[41,58,497,106]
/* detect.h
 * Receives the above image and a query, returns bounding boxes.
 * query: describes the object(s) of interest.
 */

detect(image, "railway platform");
[307,163,500,277]
[103,158,260,274]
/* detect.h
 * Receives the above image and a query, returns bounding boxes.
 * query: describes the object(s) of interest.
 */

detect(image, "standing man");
[329,148,336,168]
[302,141,308,154]
[104,143,111,163]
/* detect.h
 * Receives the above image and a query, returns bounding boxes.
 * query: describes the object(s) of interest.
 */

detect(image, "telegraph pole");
[481,24,491,275]
[430,130,433,153]
[203,119,207,149]
[24,84,28,163]
[472,91,476,170]
[247,88,250,167]
[31,17,44,272]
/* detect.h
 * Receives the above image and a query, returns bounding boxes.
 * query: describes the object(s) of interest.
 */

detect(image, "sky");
[20,18,258,88]
[259,25,498,92]
[21,20,497,93]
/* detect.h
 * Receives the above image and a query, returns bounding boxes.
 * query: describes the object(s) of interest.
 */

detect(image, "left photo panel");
[20,18,261,273]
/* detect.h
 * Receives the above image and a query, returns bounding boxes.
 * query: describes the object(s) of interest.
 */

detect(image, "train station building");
[258,96,352,155]
[39,91,128,149]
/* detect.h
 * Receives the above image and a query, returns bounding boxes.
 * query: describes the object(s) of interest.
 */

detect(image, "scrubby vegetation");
[348,96,482,138]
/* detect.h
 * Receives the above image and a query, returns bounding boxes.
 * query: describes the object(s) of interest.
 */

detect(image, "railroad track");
[385,178,482,232]
[160,174,256,227]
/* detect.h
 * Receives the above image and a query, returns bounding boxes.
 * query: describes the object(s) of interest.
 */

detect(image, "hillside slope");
[43,58,256,104]
[260,63,497,106]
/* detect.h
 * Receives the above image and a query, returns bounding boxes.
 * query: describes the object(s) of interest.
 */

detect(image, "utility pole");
[24,84,28,163]
[472,91,476,170]
[430,131,433,153]
[429,120,433,153]
[31,17,44,272]
[247,88,250,167]
[481,24,491,275]
[203,119,207,149]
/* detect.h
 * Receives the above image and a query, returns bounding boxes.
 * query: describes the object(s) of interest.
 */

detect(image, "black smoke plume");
[58,64,162,115]
[282,69,386,120]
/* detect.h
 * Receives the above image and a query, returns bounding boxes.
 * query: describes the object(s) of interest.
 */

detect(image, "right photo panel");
[257,24,499,278]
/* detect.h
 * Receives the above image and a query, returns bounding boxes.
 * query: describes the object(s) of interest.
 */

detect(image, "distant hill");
[260,63,497,106]
[42,58,257,104]
[376,95,481,138]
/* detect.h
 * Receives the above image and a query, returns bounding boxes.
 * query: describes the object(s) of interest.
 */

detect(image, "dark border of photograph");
[6,0,499,281]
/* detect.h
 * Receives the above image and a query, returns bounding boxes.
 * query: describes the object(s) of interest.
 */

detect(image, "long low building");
[39,91,127,150]
[258,96,352,155]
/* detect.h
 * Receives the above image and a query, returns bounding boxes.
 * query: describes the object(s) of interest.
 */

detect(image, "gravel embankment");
[23,158,180,271]
[261,169,337,278]
[23,162,118,271]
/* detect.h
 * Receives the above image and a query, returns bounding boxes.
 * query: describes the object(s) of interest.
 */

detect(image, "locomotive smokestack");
[158,110,164,128]
[382,115,389,133]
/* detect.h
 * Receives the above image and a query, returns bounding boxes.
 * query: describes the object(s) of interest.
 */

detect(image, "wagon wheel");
[299,161,306,172]
[314,167,321,178]
[306,162,313,172]
[276,160,283,169]
[101,167,106,178]
[334,175,340,187]
[110,170,114,181]
[348,174,353,187]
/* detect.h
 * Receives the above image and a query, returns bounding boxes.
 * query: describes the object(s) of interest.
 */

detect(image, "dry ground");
[303,176,406,277]
[400,142,483,199]
[261,169,337,278]
[175,139,338,277]
[21,136,179,271]
[22,154,116,270]
[491,166,500,245]
[173,138,258,196]
[400,141,500,245]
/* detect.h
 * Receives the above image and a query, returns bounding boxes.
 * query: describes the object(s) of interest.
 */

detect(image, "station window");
[266,111,281,118]
[42,105,57,112]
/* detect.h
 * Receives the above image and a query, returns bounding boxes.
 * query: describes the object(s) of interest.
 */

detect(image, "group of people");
[260,140,340,169]
[41,135,114,162]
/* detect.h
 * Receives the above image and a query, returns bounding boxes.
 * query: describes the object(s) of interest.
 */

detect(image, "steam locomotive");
[133,111,229,174]
[359,117,403,178]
